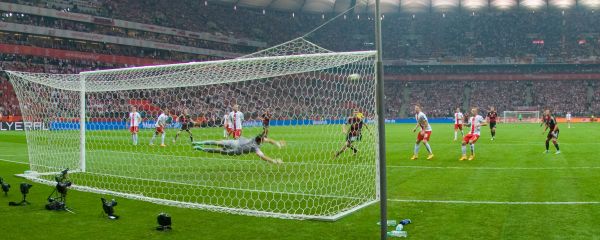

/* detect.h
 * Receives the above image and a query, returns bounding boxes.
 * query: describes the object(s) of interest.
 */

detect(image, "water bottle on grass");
[387,230,408,238]
[395,224,403,231]
[377,220,397,226]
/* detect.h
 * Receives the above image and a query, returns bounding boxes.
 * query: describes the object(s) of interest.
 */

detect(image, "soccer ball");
[348,73,361,81]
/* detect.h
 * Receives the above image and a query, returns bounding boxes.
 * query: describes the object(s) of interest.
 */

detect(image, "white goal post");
[6,38,379,220]
[503,111,540,123]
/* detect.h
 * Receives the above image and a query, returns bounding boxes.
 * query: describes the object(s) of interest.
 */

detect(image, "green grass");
[1,123,600,239]
[22,125,379,218]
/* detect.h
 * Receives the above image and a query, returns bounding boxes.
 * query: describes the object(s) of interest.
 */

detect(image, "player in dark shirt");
[542,109,560,154]
[486,107,498,141]
[173,109,196,143]
[260,109,272,137]
[334,110,369,159]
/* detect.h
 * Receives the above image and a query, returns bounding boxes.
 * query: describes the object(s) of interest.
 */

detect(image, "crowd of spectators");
[406,81,465,117]
[0,77,17,118]
[4,0,600,62]
[592,82,600,114]
[398,79,592,118]
[0,10,258,54]
[0,1,599,120]
[384,81,405,117]
[469,81,529,114]
[387,64,600,75]
[0,53,122,72]
[1,57,598,120]
[0,31,222,63]
[95,1,600,60]
[531,80,590,116]
[0,53,126,117]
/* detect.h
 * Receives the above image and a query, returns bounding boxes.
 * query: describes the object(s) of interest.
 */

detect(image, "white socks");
[414,144,420,155]
[424,142,432,154]
[470,144,475,155]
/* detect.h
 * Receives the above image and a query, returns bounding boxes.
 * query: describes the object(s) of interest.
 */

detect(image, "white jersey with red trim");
[566,113,572,120]
[454,112,464,124]
[468,115,486,135]
[155,113,168,128]
[415,112,432,131]
[229,111,244,130]
[129,112,141,127]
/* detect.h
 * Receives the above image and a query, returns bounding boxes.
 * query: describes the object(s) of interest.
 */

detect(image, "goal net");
[6,38,379,220]
[503,111,540,123]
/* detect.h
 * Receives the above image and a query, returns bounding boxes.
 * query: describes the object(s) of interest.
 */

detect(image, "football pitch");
[1,123,600,239]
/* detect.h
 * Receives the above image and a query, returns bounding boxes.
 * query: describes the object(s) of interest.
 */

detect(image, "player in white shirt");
[150,107,169,147]
[460,107,488,161]
[566,112,572,128]
[411,105,434,160]
[453,108,464,141]
[222,113,232,138]
[228,104,244,139]
[128,106,142,145]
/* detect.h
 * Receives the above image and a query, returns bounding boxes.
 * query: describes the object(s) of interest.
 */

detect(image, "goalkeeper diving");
[192,130,285,164]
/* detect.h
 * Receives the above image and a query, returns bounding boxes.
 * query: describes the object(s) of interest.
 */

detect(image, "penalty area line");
[388,199,600,205]
[0,154,27,157]
[0,158,28,165]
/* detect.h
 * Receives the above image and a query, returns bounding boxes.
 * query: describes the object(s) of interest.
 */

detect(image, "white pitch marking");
[0,153,28,157]
[0,158,28,165]
[388,165,600,170]
[388,199,600,205]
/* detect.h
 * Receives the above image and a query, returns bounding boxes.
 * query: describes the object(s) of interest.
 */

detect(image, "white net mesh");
[239,38,332,59]
[6,38,379,220]
[503,111,540,123]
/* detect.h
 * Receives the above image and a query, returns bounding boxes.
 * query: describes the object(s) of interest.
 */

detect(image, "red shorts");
[226,127,233,134]
[155,126,164,134]
[129,126,139,134]
[233,129,242,139]
[463,133,480,143]
[417,131,432,141]
[454,124,463,130]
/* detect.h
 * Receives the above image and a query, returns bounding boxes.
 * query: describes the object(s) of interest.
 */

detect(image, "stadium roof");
[224,0,600,13]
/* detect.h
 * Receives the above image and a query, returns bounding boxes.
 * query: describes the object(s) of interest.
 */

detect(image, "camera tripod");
[8,192,30,206]
[46,186,75,213]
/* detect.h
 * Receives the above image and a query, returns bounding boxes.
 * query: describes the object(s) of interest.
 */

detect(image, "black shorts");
[547,130,559,139]
[490,122,497,129]
[180,122,192,131]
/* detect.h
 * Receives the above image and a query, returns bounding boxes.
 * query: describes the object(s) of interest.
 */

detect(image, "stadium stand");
[0,0,600,120]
